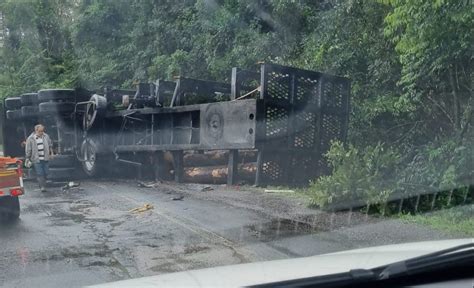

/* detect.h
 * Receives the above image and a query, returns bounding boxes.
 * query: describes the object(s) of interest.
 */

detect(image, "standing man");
[25,124,53,192]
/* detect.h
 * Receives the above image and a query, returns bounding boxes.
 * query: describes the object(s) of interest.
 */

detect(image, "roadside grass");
[398,205,474,237]
[262,185,472,237]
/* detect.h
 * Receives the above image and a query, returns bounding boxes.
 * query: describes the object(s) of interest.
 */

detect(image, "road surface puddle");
[246,218,320,242]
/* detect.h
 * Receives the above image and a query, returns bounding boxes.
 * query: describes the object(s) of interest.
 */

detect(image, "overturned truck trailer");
[2,63,350,186]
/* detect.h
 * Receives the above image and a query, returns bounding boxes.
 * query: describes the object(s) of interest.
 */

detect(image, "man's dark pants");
[34,160,49,191]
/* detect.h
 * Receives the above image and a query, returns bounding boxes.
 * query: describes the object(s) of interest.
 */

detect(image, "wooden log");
[183,150,257,167]
[183,150,227,167]
[183,162,256,184]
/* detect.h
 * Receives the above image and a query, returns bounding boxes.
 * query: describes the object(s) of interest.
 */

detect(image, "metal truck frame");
[1,63,350,187]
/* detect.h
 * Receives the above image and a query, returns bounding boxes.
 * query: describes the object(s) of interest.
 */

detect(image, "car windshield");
[0,1,472,287]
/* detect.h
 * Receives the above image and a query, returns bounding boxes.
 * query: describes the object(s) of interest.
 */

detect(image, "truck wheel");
[81,139,110,177]
[0,196,20,221]
[21,93,39,105]
[81,140,99,177]
[5,97,22,110]
[39,102,75,114]
[38,89,75,102]
[21,105,40,118]
[6,110,22,120]
[48,167,76,180]
[50,154,75,168]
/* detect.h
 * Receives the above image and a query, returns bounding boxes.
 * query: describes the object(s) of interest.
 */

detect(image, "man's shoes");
[38,177,47,192]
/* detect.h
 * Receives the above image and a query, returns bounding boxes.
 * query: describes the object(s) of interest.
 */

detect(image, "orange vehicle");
[0,157,24,220]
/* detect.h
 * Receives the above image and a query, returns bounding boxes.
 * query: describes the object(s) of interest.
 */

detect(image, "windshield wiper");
[249,243,474,288]
[377,242,474,280]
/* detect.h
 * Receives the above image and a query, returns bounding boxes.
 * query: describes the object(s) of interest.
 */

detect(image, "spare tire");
[50,154,76,168]
[39,102,75,114]
[5,97,22,110]
[21,93,39,105]
[6,110,22,120]
[38,89,75,102]
[21,105,39,118]
[83,94,107,130]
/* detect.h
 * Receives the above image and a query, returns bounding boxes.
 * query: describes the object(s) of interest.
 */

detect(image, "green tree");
[383,0,473,140]
[0,0,77,98]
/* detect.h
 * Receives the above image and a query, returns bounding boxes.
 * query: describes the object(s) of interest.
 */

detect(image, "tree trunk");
[449,66,461,131]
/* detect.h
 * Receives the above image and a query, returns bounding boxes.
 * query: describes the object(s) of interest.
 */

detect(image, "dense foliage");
[0,0,472,210]
[309,141,399,212]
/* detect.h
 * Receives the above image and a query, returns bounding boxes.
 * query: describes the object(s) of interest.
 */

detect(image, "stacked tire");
[21,93,40,119]
[48,154,76,181]
[37,89,78,180]
[38,89,76,116]
[24,155,78,181]
[5,89,77,118]
[5,96,23,120]
[4,89,79,181]
[5,93,40,121]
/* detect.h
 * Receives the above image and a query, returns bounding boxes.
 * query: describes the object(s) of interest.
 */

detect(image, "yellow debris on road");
[129,203,154,213]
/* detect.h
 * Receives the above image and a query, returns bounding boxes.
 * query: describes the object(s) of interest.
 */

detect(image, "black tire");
[38,89,75,102]
[83,94,107,130]
[6,110,22,120]
[82,155,111,177]
[48,167,76,180]
[5,97,22,110]
[39,102,75,114]
[81,139,110,177]
[50,154,76,168]
[81,139,99,177]
[0,196,20,220]
[21,93,39,105]
[21,105,39,118]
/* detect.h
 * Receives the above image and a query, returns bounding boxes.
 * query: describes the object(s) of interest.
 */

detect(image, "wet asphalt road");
[0,179,455,287]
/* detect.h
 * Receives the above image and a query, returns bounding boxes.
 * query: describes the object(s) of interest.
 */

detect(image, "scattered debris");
[200,186,214,192]
[264,189,295,193]
[62,181,81,191]
[137,181,161,188]
[172,195,184,201]
[129,203,154,213]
